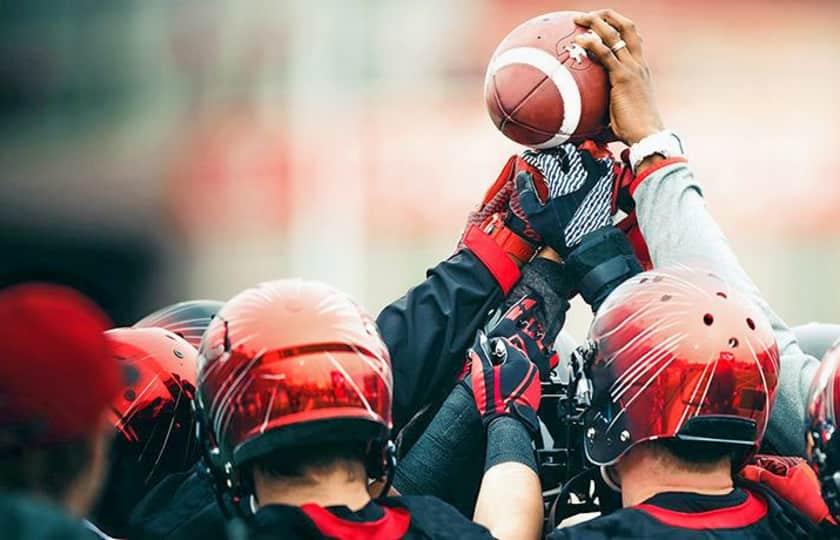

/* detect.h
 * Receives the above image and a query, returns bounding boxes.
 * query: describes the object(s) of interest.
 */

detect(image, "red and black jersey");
[248,496,495,540]
[548,486,819,539]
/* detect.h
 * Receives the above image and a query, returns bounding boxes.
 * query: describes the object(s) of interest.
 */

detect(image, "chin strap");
[600,465,621,492]
[377,441,398,498]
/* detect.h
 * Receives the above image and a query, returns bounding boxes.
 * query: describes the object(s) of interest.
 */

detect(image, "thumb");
[516,171,545,215]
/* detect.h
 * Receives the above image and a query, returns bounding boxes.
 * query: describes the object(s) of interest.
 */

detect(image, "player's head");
[134,299,224,349]
[582,265,779,487]
[90,327,199,536]
[806,338,840,521]
[195,279,393,513]
[0,283,120,517]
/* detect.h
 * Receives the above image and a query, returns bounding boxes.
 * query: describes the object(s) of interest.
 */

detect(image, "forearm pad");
[485,416,538,474]
[565,226,643,311]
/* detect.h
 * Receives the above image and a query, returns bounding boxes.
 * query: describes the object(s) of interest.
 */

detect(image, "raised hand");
[462,331,541,436]
[516,143,615,257]
[573,10,665,146]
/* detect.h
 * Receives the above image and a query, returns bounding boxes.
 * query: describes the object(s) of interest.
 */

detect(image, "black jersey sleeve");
[378,244,520,432]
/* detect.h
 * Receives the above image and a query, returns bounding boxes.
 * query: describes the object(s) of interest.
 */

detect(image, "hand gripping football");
[484,11,610,149]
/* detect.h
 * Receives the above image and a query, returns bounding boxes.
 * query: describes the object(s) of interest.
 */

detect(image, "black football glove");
[517,143,615,257]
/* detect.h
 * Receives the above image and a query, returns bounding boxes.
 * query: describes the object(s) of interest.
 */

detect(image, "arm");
[378,154,554,433]
[392,384,485,514]
[474,418,543,540]
[633,162,818,456]
[393,251,570,514]
[573,9,818,456]
[463,334,544,540]
[378,238,519,432]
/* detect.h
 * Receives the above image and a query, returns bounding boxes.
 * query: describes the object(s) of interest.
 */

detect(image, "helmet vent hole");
[716,292,727,299]
[640,278,649,284]
[537,35,542,39]
[746,318,756,330]
[653,275,664,283]
[728,337,739,348]
[703,313,714,326]
[660,294,671,302]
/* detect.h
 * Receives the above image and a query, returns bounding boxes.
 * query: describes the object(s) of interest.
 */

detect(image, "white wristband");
[628,130,685,173]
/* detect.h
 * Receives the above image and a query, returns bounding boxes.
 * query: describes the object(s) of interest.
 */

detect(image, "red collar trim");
[301,503,411,540]
[634,490,767,530]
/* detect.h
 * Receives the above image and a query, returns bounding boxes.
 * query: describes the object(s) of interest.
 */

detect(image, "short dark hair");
[248,441,368,480]
[648,438,738,471]
[0,438,92,501]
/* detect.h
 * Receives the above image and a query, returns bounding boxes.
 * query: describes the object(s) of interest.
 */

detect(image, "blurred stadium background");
[1,0,838,340]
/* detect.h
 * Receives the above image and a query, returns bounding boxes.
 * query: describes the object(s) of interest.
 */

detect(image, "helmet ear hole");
[703,314,714,326]
[728,338,739,348]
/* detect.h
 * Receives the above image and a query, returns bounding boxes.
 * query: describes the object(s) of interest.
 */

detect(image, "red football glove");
[457,155,548,251]
[740,454,836,526]
[462,331,541,436]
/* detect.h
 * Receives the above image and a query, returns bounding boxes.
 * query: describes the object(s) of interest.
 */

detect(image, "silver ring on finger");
[611,39,627,53]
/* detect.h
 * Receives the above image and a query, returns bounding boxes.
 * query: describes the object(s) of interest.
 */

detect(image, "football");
[484,11,610,148]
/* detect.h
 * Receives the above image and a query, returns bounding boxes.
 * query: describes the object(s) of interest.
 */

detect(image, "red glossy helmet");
[806,339,840,520]
[94,327,199,536]
[134,299,224,349]
[195,279,392,470]
[584,265,780,467]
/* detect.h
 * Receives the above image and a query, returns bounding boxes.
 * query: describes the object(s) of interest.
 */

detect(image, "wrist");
[635,154,666,176]
[625,123,664,146]
[628,130,685,175]
[480,213,536,266]
[564,227,643,311]
[485,416,538,474]
[461,221,523,295]
[536,246,563,263]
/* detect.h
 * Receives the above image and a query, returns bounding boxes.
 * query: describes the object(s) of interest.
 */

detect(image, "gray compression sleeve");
[393,384,485,515]
[633,162,818,457]
[484,416,537,473]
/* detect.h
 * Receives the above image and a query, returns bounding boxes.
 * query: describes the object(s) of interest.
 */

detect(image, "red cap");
[0,283,120,445]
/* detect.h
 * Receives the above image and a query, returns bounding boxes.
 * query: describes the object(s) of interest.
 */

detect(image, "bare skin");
[615,443,734,507]
[474,461,543,540]
[253,460,371,511]
[572,9,667,174]
[571,9,737,508]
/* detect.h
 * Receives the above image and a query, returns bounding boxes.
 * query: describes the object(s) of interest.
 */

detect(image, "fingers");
[573,31,623,73]
[574,12,634,65]
[515,172,546,214]
[595,9,644,61]
[577,12,622,48]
